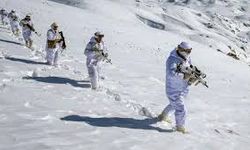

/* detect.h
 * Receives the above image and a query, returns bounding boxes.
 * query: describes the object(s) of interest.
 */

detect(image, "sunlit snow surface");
[0,0,250,149]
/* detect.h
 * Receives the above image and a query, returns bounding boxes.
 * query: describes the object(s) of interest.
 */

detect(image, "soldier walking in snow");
[84,32,108,90]
[45,22,65,66]
[8,9,16,21]
[8,10,20,35]
[0,8,9,26]
[19,15,37,48]
[158,42,194,134]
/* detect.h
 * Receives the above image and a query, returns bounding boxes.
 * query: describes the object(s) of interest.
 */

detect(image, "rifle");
[101,51,112,64]
[177,64,208,88]
[104,56,112,64]
[59,31,66,49]
[26,23,41,36]
[93,46,112,64]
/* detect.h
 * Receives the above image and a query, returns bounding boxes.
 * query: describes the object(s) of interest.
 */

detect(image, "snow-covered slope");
[0,0,250,149]
[135,0,250,62]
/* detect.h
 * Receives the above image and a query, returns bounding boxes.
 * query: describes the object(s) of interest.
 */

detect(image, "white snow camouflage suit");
[0,10,8,25]
[8,12,19,34]
[45,28,62,65]
[162,49,191,128]
[19,19,34,43]
[84,36,105,89]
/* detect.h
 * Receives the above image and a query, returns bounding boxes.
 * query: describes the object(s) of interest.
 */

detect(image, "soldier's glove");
[177,63,192,74]
[61,44,66,49]
[102,52,108,57]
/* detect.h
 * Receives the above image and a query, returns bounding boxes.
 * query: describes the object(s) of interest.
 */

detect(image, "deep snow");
[0,0,250,149]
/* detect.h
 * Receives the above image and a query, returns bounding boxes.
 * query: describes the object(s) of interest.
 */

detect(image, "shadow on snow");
[61,115,174,132]
[23,76,91,88]
[5,56,47,65]
[0,38,22,46]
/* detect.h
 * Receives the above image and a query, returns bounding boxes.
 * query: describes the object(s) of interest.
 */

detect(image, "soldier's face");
[178,47,192,54]
[53,26,58,31]
[96,36,103,43]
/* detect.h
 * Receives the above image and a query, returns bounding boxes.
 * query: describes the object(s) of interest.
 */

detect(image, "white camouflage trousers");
[162,95,186,127]
[86,57,101,89]
[46,48,59,65]
[1,16,8,25]
[10,21,19,35]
